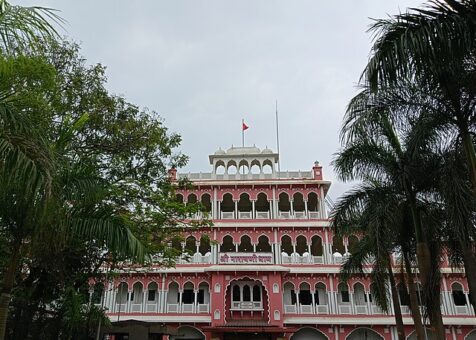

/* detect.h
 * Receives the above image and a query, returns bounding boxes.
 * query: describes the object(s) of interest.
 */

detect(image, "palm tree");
[362,1,476,312]
[335,84,446,338]
[331,181,409,340]
[0,0,62,53]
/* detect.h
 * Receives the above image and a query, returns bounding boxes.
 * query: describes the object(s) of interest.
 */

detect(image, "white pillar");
[252,200,255,219]
[126,290,132,313]
[234,200,238,219]
[142,289,147,313]
[290,200,294,216]
[194,290,198,313]
[179,290,183,313]
[304,200,308,218]
[311,291,316,314]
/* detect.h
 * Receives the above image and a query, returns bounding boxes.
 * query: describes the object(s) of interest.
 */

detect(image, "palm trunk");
[462,244,476,314]
[403,251,425,340]
[387,255,405,340]
[0,240,21,340]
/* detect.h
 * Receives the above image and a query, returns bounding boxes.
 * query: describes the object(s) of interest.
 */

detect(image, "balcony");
[284,304,329,315]
[231,301,263,311]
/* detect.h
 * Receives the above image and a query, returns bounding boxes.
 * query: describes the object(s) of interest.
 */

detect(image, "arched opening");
[311,235,323,256]
[227,160,237,175]
[452,282,467,306]
[147,282,158,307]
[256,235,271,252]
[299,282,312,307]
[215,160,226,175]
[243,285,251,301]
[465,330,476,340]
[185,236,196,255]
[201,193,211,213]
[171,237,182,254]
[296,235,308,256]
[293,192,305,215]
[131,282,144,310]
[281,235,293,256]
[291,327,328,340]
[182,282,195,311]
[237,193,252,219]
[348,235,359,255]
[307,192,319,214]
[262,159,273,174]
[314,283,327,306]
[167,282,180,312]
[238,235,253,252]
[238,160,249,175]
[253,285,261,302]
[337,283,350,304]
[346,328,383,340]
[115,282,128,310]
[283,282,297,310]
[278,192,291,214]
[221,235,235,252]
[220,193,234,218]
[353,283,366,306]
[332,235,345,255]
[171,326,205,340]
[197,282,210,312]
[255,192,270,218]
[199,235,211,256]
[187,193,197,204]
[250,159,261,174]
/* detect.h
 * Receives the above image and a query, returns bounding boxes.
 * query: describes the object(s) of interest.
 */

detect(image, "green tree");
[362,0,476,312]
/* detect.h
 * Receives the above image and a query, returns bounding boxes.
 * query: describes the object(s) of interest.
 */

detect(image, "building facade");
[99,146,476,340]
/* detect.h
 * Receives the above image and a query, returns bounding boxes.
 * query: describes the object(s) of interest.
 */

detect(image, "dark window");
[198,289,205,304]
[341,291,350,303]
[129,292,134,301]
[243,285,251,301]
[299,290,312,305]
[232,285,240,301]
[453,290,467,306]
[291,290,297,305]
[148,290,156,301]
[253,285,261,301]
[366,293,372,303]
[182,289,194,304]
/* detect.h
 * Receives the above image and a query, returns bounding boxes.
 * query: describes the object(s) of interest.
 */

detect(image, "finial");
[314,161,320,166]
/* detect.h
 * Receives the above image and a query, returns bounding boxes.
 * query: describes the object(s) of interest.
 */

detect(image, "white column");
[217,200,221,219]
[179,290,183,313]
[296,290,301,313]
[142,289,147,312]
[272,187,277,218]
[252,200,256,219]
[311,291,316,314]
[253,244,256,252]
[290,199,294,216]
[304,200,308,218]
[234,200,238,219]
[194,290,198,313]
[349,291,354,314]
[307,244,312,263]
[126,290,132,313]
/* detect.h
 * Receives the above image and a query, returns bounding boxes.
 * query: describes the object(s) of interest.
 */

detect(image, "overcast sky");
[21,0,419,199]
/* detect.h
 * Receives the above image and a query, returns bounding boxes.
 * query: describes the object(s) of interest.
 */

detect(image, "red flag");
[242,122,249,131]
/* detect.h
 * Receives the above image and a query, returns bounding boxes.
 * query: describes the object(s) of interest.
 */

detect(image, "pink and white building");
[98,146,476,340]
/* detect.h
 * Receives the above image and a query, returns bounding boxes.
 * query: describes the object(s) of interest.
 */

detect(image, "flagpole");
[275,100,281,177]
[242,118,244,147]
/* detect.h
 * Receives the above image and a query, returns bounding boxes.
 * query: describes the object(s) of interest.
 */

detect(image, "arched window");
[314,283,327,305]
[299,283,312,305]
[148,282,158,302]
[175,194,184,204]
[332,235,345,255]
[310,235,323,256]
[347,328,383,340]
[255,193,270,212]
[238,193,252,212]
[250,160,261,174]
[296,235,307,255]
[307,192,319,212]
[256,235,271,252]
[243,285,251,301]
[283,282,296,306]
[238,235,253,252]
[221,235,234,252]
[262,159,273,174]
[452,282,467,306]
[167,282,179,304]
[187,193,197,204]
[215,160,226,175]
[199,235,211,255]
[116,282,128,304]
[353,283,366,305]
[221,193,234,213]
[182,282,195,304]
[337,283,350,303]
[253,285,261,301]
[238,160,249,175]
[278,192,291,212]
[184,236,196,255]
[293,192,305,212]
[227,160,237,175]
[201,193,211,213]
[232,285,241,301]
[281,235,293,255]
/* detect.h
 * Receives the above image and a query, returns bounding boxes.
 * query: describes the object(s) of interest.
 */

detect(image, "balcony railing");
[281,254,324,264]
[231,301,263,310]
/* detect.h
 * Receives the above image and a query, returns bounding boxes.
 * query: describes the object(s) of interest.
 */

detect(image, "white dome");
[214,149,226,155]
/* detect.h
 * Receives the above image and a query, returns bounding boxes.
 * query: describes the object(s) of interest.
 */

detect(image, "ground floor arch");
[170,326,205,340]
[406,328,436,340]
[346,328,383,340]
[291,327,328,340]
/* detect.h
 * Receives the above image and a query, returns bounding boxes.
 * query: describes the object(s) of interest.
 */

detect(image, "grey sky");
[21,0,419,199]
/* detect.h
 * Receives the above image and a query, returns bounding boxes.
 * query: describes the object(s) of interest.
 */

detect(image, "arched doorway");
[291,327,327,340]
[347,328,383,340]
[171,326,205,340]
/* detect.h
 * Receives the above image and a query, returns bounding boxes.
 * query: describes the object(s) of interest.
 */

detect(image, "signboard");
[218,252,274,264]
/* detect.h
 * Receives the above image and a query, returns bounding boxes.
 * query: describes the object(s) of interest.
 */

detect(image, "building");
[98,146,476,340]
